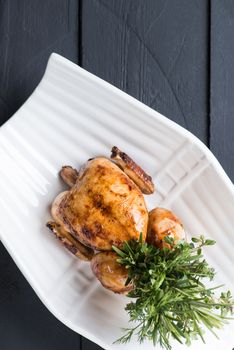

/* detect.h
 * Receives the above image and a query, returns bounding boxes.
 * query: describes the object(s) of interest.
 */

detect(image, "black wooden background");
[0,1,233,349]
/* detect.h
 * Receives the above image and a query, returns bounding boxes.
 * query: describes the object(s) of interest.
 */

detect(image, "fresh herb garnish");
[112,235,234,350]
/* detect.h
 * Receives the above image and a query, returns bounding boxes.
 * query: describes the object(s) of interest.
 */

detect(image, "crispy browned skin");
[47,221,94,261]
[60,166,79,187]
[54,158,148,250]
[91,252,133,294]
[147,207,185,249]
[111,146,154,195]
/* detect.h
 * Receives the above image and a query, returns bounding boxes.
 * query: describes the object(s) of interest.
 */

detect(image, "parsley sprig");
[113,235,234,349]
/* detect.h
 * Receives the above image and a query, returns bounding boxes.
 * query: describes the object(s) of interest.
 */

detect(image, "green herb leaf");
[192,237,200,243]
[113,236,234,350]
[112,245,126,258]
[205,239,216,246]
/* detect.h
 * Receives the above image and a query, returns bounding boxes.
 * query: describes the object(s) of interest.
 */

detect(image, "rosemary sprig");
[113,235,234,350]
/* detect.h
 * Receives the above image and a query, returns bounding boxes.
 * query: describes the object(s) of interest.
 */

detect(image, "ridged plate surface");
[0,54,233,349]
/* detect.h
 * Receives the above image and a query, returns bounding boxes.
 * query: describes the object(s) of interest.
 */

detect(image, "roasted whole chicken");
[47,146,185,293]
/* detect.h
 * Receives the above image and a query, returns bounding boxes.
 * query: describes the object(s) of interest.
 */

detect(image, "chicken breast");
[54,157,148,250]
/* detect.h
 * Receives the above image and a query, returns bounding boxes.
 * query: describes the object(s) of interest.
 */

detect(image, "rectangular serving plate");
[0,53,233,350]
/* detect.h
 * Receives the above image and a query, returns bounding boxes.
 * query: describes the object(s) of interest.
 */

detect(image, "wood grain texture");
[210,0,234,181]
[82,0,209,143]
[0,0,78,125]
[0,1,82,350]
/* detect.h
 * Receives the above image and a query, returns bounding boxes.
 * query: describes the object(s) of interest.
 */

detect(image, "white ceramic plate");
[0,54,233,350]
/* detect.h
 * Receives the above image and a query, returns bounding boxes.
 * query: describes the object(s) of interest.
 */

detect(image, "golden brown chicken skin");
[91,252,133,294]
[47,147,157,293]
[52,157,148,251]
[147,207,185,249]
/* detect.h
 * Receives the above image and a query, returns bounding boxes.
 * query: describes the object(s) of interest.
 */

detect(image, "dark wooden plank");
[0,0,78,125]
[0,242,81,350]
[81,1,209,349]
[82,0,209,143]
[210,0,234,181]
[0,1,81,350]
